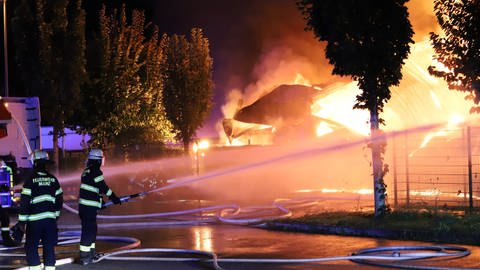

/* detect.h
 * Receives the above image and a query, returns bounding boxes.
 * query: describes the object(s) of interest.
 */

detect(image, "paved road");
[4,146,480,270]
[4,211,480,270]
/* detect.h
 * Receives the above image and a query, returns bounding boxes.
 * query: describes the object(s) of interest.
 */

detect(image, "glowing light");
[198,140,210,150]
[430,90,441,109]
[410,113,465,156]
[193,139,210,153]
[192,142,198,153]
[192,227,213,252]
[229,138,246,146]
[221,40,480,147]
[294,73,311,86]
[315,121,334,137]
[311,83,370,136]
[356,189,373,195]
[410,189,440,197]
[321,188,343,193]
[295,188,373,194]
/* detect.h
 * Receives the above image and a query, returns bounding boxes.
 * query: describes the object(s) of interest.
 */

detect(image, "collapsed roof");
[223,84,325,143]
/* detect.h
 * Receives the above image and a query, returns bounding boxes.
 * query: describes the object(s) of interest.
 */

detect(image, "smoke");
[218,0,442,138]
[406,0,440,41]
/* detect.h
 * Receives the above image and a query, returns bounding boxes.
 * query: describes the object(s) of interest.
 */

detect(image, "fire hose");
[101,192,148,208]
[4,195,480,269]
[3,235,477,270]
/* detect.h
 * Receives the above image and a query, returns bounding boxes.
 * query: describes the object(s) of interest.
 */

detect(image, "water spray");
[32,121,480,269]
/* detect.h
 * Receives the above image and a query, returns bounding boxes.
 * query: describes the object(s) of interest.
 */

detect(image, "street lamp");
[1,0,8,97]
[192,139,210,175]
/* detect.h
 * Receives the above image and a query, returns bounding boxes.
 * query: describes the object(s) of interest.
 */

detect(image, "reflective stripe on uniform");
[22,212,57,221]
[55,211,60,217]
[106,189,112,196]
[79,198,102,208]
[55,187,63,196]
[1,227,9,232]
[44,266,55,270]
[94,175,104,183]
[80,184,99,194]
[80,244,91,252]
[28,265,42,270]
[31,194,56,204]
[21,188,31,195]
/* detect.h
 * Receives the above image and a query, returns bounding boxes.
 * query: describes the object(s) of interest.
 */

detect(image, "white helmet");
[31,149,49,162]
[88,148,104,160]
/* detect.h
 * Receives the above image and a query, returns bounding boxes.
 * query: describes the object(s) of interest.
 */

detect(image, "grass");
[271,209,480,245]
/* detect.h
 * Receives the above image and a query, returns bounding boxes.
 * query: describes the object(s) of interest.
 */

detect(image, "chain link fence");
[388,126,480,211]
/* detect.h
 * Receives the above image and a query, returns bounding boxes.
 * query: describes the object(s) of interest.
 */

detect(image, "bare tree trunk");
[370,109,387,218]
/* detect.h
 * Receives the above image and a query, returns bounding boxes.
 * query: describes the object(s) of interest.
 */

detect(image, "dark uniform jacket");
[19,171,63,222]
[79,165,114,209]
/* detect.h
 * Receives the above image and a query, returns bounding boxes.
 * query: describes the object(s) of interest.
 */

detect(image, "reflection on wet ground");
[4,145,480,269]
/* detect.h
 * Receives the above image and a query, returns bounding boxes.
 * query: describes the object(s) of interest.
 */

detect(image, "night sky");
[2,0,438,137]
[83,0,332,137]
[106,0,437,137]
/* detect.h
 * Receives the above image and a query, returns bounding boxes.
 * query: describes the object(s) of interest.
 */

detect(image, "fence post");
[393,132,398,208]
[405,130,410,207]
[467,126,473,211]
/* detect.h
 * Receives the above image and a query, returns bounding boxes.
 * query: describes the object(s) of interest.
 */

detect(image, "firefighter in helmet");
[78,148,121,265]
[0,160,16,246]
[18,150,63,270]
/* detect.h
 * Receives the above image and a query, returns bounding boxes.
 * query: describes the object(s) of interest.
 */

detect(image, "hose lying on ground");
[1,234,475,270]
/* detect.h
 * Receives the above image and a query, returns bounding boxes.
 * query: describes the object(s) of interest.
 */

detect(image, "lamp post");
[192,139,210,175]
[1,0,8,97]
[192,141,200,175]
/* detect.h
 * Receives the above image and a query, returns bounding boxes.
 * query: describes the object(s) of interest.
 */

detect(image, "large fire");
[214,39,480,202]
[221,40,479,149]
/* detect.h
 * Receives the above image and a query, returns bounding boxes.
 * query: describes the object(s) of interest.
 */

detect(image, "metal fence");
[389,126,480,210]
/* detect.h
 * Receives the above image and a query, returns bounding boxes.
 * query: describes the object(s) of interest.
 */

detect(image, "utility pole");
[1,0,8,97]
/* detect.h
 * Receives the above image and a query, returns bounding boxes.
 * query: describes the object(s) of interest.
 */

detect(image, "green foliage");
[429,0,480,112]
[297,0,413,218]
[12,0,87,165]
[297,0,413,119]
[82,5,173,149]
[163,28,214,153]
[282,210,480,243]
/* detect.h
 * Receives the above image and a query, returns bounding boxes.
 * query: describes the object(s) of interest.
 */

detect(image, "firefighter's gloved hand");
[110,194,121,205]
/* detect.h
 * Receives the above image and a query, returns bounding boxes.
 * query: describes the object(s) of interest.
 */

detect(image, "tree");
[429,0,480,112]
[81,5,172,154]
[12,0,86,170]
[163,28,214,153]
[297,0,414,217]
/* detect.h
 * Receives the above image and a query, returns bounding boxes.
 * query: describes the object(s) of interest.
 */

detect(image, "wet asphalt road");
[2,207,480,270]
[5,144,480,269]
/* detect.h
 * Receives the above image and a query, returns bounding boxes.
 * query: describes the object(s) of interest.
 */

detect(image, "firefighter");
[78,148,121,265]
[0,160,16,246]
[18,150,63,270]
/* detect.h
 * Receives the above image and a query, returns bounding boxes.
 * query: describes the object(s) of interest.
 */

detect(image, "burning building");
[222,84,360,145]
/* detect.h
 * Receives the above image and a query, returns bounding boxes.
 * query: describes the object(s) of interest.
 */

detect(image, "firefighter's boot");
[1,231,18,247]
[78,251,93,265]
[91,248,104,262]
